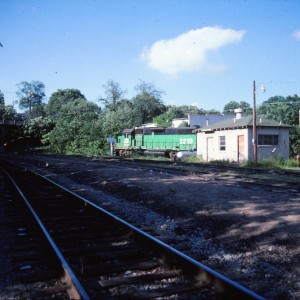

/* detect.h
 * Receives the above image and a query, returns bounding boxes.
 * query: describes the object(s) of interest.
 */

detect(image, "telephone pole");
[253,80,257,163]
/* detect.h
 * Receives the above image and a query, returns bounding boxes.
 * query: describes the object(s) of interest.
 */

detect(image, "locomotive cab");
[115,128,136,155]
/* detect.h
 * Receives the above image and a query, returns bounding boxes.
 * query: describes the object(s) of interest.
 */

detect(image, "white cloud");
[292,30,300,40]
[141,26,246,76]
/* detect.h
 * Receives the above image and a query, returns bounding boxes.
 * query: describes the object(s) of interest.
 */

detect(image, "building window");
[258,134,279,146]
[219,136,226,151]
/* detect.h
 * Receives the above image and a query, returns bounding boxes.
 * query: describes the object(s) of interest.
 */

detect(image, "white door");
[206,137,213,161]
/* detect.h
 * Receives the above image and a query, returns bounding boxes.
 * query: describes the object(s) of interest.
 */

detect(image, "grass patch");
[241,157,299,170]
[181,155,204,163]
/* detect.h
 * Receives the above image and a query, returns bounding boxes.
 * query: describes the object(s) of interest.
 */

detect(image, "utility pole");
[253,80,257,164]
[252,80,266,163]
[27,93,32,119]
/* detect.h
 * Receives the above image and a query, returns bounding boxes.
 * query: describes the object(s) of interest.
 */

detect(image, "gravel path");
[2,154,300,300]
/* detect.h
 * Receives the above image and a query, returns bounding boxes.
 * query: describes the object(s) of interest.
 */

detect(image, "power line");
[261,81,300,85]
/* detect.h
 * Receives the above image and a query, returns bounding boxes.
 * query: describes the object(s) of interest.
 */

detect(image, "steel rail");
[29,167,266,300]
[1,167,90,300]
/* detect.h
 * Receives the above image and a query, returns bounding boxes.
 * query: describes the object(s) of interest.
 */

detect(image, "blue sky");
[1,0,300,112]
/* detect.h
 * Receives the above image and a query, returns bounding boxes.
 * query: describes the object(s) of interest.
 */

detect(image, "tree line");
[1,80,299,157]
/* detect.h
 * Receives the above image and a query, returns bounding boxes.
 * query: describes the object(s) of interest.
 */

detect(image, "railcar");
[115,127,197,159]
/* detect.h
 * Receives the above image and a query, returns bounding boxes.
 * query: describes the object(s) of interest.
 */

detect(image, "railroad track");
[0,160,265,299]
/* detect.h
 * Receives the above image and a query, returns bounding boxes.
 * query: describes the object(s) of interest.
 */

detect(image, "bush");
[285,158,299,168]
[209,159,232,165]
[183,155,203,163]
[242,157,299,170]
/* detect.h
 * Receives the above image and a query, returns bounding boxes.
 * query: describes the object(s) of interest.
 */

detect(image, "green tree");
[24,116,55,148]
[153,111,177,127]
[0,90,5,119]
[16,81,46,117]
[45,99,102,154]
[284,95,300,126]
[132,81,166,125]
[1,105,16,120]
[223,101,251,114]
[290,126,300,155]
[203,108,222,115]
[165,105,202,118]
[101,100,136,139]
[0,90,4,106]
[47,88,87,119]
[30,103,47,119]
[98,80,126,111]
[257,96,285,116]
[258,95,300,126]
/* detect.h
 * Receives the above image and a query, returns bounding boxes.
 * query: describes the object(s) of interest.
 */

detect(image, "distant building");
[188,114,233,127]
[194,109,291,162]
[172,118,188,127]
[172,114,233,128]
[140,123,157,128]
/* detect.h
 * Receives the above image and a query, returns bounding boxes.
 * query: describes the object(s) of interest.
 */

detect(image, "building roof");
[188,114,233,127]
[194,115,292,132]
[122,128,135,134]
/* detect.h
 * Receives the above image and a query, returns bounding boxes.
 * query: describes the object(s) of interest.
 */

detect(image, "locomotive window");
[135,129,143,134]
[151,129,166,134]
[219,136,226,151]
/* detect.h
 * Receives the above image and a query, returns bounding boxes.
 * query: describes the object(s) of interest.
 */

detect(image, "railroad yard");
[0,153,299,299]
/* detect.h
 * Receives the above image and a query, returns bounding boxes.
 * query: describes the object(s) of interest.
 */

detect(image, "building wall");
[197,128,249,162]
[256,127,290,160]
[197,127,290,162]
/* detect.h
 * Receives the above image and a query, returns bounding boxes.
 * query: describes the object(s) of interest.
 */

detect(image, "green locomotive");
[115,127,197,159]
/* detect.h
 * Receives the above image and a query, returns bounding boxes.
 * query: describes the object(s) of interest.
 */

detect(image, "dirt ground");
[2,154,300,300]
